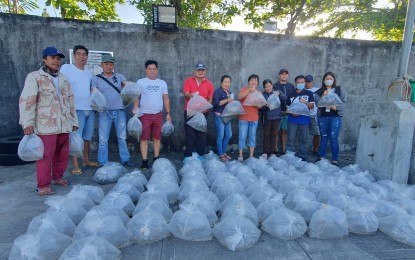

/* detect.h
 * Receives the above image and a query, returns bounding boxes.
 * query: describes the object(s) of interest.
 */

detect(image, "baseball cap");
[101,54,115,63]
[42,47,65,58]
[279,69,289,75]
[195,63,206,70]
[305,75,314,82]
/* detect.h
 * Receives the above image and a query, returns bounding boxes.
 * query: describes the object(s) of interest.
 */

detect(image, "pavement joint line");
[293,238,313,260]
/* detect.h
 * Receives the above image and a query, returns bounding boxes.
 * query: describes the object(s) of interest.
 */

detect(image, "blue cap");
[195,63,206,70]
[305,75,313,82]
[42,47,65,58]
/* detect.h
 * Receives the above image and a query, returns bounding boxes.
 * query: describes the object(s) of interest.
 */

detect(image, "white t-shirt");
[60,64,93,110]
[137,77,168,114]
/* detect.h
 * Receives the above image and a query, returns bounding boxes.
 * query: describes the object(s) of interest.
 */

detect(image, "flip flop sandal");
[83,162,99,167]
[35,188,54,196]
[52,179,70,187]
[71,169,83,175]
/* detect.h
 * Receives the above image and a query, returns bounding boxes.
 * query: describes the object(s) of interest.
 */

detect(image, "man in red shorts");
[133,60,171,169]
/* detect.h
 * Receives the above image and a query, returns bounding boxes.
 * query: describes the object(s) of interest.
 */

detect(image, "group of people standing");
[205,69,347,166]
[18,45,346,196]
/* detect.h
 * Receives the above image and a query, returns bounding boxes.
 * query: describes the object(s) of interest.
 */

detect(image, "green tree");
[130,0,239,29]
[0,0,38,14]
[44,0,125,21]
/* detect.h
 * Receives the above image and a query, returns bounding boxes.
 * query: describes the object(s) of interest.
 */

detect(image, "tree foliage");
[0,0,39,14]
[44,0,125,21]
[129,0,240,29]
[239,0,409,41]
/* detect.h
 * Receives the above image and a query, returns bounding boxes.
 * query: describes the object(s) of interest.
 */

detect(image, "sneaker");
[152,156,159,163]
[237,157,243,162]
[121,161,136,167]
[141,159,149,170]
[261,153,268,159]
[331,161,339,167]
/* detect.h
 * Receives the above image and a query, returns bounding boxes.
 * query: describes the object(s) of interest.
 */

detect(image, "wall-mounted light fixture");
[153,5,178,31]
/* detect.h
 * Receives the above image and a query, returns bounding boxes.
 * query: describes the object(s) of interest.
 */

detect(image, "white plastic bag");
[243,92,267,107]
[90,88,106,112]
[59,236,121,260]
[168,204,213,241]
[187,92,213,117]
[161,121,174,136]
[286,101,310,116]
[222,101,246,117]
[186,112,207,132]
[134,197,173,222]
[308,205,349,239]
[121,81,141,107]
[346,207,378,235]
[69,131,84,158]
[317,93,343,107]
[127,114,142,141]
[85,205,130,226]
[261,208,307,240]
[100,192,135,216]
[17,134,44,161]
[73,215,131,248]
[45,196,87,225]
[9,230,72,260]
[267,93,281,110]
[26,211,76,237]
[93,162,128,185]
[127,209,170,244]
[212,216,261,251]
[378,214,415,246]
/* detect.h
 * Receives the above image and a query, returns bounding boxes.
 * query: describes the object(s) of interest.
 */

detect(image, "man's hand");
[330,106,337,111]
[132,107,139,115]
[73,126,78,131]
[166,114,172,122]
[23,126,34,135]
[299,98,307,104]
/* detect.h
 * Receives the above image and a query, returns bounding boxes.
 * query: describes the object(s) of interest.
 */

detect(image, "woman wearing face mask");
[212,75,233,161]
[260,79,285,158]
[237,74,261,162]
[315,72,347,166]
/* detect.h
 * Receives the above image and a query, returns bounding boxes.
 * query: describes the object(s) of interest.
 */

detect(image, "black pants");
[184,111,208,157]
[263,119,280,156]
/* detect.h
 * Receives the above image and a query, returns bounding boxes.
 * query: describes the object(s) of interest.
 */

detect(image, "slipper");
[219,155,229,161]
[35,188,54,196]
[52,179,70,187]
[83,161,99,167]
[224,153,232,160]
[71,169,83,175]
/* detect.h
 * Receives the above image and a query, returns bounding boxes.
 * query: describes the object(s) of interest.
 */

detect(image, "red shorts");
[140,112,163,141]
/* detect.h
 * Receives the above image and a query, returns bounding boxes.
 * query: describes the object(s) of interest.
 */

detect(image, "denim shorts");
[238,120,258,149]
[76,110,95,141]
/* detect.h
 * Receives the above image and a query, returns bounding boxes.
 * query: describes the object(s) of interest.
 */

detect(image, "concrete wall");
[1,13,415,154]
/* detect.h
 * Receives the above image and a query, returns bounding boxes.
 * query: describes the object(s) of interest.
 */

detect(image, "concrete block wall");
[1,13,415,155]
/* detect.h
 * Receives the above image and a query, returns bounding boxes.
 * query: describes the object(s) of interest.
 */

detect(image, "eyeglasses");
[74,52,88,57]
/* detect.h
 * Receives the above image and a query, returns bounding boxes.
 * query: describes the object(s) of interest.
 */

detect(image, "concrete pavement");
[0,151,414,260]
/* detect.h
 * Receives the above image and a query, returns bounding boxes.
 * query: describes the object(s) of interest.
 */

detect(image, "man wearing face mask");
[285,75,315,161]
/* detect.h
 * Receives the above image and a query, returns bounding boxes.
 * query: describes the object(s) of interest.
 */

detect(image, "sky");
[30,1,376,40]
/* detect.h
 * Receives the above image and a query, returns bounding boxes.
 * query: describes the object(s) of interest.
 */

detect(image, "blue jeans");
[98,110,130,165]
[238,120,258,149]
[214,114,232,155]
[76,110,95,141]
[287,123,309,159]
[318,116,342,161]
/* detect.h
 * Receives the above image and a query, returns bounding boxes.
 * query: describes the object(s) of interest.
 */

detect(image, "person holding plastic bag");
[212,75,233,161]
[60,45,98,175]
[91,54,135,167]
[238,74,263,162]
[305,75,320,156]
[183,63,214,160]
[315,72,347,166]
[285,75,315,162]
[260,79,284,158]
[133,60,171,170]
[19,47,78,196]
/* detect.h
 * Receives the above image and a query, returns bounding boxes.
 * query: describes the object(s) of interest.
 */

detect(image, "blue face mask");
[296,84,305,90]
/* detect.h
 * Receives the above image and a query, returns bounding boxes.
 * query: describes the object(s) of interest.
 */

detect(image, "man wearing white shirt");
[133,60,171,170]
[60,45,98,175]
[305,75,320,156]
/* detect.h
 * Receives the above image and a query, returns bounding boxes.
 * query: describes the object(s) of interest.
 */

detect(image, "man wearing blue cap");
[305,75,320,156]
[19,47,78,195]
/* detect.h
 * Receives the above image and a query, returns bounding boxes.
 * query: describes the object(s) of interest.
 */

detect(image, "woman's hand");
[330,106,337,111]
[323,90,329,96]
[275,91,280,96]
